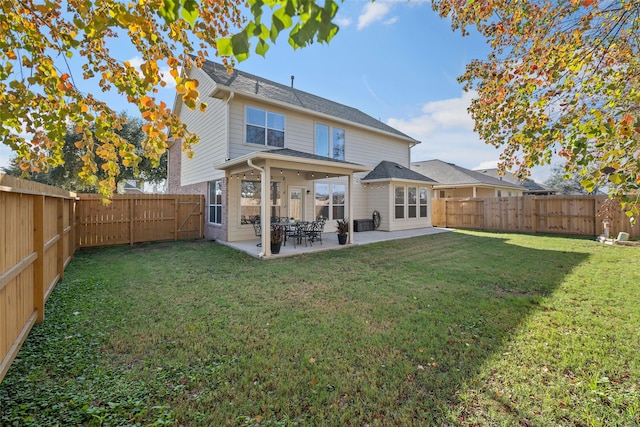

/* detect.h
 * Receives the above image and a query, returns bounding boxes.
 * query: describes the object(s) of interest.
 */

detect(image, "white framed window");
[246,106,285,147]
[395,185,429,220]
[315,183,346,220]
[419,187,429,218]
[208,180,222,224]
[315,124,345,160]
[240,180,282,222]
[395,186,405,219]
[408,186,417,218]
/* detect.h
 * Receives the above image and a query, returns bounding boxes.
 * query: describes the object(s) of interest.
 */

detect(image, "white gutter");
[224,91,235,162]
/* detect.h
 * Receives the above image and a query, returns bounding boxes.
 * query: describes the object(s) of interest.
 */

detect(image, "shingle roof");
[199,60,417,142]
[263,148,364,167]
[363,161,436,183]
[411,159,523,189]
[475,168,552,192]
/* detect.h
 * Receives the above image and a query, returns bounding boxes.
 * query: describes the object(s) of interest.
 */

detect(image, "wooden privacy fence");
[1,175,76,383]
[1,174,205,383]
[432,195,639,239]
[76,194,203,247]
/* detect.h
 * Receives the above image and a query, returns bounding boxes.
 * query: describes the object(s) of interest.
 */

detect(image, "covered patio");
[220,226,452,258]
[215,148,373,257]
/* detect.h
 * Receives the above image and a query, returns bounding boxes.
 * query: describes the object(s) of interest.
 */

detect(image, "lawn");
[1,230,638,426]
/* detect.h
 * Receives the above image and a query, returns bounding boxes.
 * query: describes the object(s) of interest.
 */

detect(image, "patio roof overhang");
[214,149,372,178]
[216,149,371,258]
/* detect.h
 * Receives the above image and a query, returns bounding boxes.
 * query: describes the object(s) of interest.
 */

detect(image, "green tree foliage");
[1,0,340,199]
[432,0,640,220]
[544,164,597,195]
[2,114,166,192]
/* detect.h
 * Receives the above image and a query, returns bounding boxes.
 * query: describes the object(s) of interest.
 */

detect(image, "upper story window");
[315,124,345,161]
[246,106,285,147]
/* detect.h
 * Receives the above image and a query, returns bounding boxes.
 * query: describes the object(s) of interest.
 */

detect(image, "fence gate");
[177,197,204,240]
[77,194,204,248]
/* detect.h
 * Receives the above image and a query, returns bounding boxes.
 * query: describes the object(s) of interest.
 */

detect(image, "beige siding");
[365,185,391,231]
[180,67,227,186]
[227,97,412,168]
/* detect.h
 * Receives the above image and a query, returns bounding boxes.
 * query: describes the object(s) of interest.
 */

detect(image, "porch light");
[297,171,300,175]
[280,169,283,174]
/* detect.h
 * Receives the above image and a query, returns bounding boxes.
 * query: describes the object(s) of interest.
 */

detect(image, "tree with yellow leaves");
[1,0,340,198]
[433,0,640,220]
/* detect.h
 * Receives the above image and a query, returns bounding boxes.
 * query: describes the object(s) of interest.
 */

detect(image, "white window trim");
[208,180,222,225]
[315,123,345,160]
[245,106,285,147]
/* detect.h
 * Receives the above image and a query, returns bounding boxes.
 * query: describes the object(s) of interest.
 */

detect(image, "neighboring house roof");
[363,161,436,183]
[198,60,418,144]
[476,168,555,193]
[411,159,523,189]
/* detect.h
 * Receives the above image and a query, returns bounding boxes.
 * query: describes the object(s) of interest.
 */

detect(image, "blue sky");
[0,0,553,182]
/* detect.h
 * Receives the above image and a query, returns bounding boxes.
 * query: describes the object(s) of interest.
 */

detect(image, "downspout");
[248,158,268,255]
[224,92,235,162]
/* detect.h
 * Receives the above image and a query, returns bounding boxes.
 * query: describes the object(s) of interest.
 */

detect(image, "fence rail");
[432,195,639,239]
[1,174,204,383]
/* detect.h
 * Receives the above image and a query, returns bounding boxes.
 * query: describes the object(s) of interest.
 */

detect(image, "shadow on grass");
[0,231,592,425]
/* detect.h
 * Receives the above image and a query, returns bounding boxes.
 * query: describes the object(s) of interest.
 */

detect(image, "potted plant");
[336,218,348,245]
[270,224,283,254]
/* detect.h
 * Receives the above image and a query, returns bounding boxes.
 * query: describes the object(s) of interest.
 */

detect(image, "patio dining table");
[272,220,299,246]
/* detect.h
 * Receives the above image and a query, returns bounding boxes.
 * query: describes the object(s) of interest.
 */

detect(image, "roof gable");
[198,60,417,142]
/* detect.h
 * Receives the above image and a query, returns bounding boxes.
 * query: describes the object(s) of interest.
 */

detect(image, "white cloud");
[358,2,392,30]
[384,16,399,26]
[388,91,502,169]
[335,16,352,27]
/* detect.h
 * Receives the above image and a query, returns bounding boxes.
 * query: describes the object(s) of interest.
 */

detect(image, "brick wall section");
[168,139,227,242]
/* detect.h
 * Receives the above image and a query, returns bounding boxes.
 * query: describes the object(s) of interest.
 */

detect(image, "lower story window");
[209,180,222,224]
[396,185,429,220]
[419,187,428,218]
[315,183,345,220]
[240,180,281,222]
[395,186,405,219]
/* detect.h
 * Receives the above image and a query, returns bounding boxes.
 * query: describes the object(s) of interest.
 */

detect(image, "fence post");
[174,197,179,241]
[129,198,135,245]
[57,199,64,281]
[33,195,45,324]
[444,200,448,228]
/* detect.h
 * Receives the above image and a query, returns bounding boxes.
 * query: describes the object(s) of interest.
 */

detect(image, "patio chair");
[307,220,325,246]
[252,220,262,247]
[288,222,309,248]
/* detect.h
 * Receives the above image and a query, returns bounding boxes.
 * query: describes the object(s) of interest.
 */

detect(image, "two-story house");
[168,60,436,255]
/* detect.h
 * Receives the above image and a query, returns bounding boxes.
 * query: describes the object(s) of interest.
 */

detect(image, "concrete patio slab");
[218,227,453,259]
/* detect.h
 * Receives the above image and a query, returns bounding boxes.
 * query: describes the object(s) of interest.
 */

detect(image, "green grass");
[1,231,638,426]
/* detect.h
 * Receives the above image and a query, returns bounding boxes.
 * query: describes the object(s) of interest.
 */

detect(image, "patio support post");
[348,173,354,244]
[261,161,271,255]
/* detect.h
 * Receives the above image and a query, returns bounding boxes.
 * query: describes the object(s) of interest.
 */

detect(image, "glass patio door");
[288,188,304,221]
